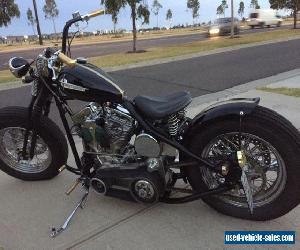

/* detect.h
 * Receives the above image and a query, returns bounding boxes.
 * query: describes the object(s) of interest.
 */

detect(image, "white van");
[247,9,282,28]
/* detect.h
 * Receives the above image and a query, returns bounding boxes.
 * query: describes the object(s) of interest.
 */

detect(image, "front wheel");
[183,106,300,220]
[0,107,68,181]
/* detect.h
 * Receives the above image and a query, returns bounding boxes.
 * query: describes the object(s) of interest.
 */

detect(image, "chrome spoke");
[0,127,52,174]
[201,132,287,208]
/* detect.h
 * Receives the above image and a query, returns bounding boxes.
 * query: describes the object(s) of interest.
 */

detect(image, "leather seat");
[134,91,192,119]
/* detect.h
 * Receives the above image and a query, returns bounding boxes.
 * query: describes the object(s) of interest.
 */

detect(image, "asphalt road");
[0,25,292,70]
[0,38,299,130]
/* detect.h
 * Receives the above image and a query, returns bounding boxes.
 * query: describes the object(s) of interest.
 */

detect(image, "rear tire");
[183,106,300,221]
[0,107,68,181]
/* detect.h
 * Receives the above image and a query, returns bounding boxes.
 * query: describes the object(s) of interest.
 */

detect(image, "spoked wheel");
[0,107,68,181]
[201,132,287,209]
[184,106,300,220]
[0,127,52,174]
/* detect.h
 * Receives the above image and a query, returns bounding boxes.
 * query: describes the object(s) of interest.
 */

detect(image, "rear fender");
[184,97,260,138]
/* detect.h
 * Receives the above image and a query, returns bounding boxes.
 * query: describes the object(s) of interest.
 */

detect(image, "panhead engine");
[71,103,135,157]
[71,102,179,204]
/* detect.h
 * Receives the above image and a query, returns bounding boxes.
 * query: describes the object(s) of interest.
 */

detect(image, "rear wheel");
[183,106,300,220]
[0,107,68,181]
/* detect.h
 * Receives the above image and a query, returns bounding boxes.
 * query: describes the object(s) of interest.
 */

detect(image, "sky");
[0,0,286,36]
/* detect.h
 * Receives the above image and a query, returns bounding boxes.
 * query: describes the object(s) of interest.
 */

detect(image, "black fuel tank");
[58,63,124,103]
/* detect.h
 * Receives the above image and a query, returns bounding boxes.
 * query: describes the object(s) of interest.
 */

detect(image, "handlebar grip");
[58,53,76,67]
[88,9,105,19]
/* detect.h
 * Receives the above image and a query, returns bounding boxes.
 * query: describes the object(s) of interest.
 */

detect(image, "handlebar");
[58,52,76,67]
[61,9,105,54]
[86,9,105,19]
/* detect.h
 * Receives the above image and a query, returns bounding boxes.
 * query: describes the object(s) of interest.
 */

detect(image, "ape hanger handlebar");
[61,9,105,54]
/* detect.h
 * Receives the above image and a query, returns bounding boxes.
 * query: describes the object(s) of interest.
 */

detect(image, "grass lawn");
[0,27,206,53]
[0,70,15,84]
[1,28,300,85]
[89,29,300,68]
[258,87,300,97]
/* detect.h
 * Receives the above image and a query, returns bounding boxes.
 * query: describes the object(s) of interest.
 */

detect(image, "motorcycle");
[1,10,300,237]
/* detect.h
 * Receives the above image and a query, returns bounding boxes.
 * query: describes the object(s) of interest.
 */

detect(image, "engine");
[72,103,135,161]
[72,102,187,159]
[72,102,187,204]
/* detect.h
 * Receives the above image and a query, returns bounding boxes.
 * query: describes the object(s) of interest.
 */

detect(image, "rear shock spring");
[168,114,179,136]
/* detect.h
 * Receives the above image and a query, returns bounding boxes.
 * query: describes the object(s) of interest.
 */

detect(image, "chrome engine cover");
[103,105,134,153]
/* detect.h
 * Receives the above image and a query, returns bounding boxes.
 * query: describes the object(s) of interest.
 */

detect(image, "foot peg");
[50,188,89,238]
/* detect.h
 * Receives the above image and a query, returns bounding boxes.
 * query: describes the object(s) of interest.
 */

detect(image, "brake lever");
[48,54,59,81]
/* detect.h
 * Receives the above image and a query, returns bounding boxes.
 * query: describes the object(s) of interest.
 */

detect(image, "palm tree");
[166,9,173,28]
[101,0,150,52]
[152,0,162,28]
[32,0,43,45]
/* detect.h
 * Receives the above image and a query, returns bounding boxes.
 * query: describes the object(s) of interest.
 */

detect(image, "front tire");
[0,107,68,181]
[183,106,300,221]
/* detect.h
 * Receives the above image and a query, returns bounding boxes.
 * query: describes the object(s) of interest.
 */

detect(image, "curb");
[189,68,300,108]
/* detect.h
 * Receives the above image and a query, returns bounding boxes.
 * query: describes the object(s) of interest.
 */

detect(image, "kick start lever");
[50,188,89,238]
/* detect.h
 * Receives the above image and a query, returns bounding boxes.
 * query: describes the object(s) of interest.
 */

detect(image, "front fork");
[22,84,52,160]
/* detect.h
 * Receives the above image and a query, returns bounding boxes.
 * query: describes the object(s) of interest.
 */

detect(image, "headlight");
[209,28,220,35]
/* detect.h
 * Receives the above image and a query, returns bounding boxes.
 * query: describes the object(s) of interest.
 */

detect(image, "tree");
[152,0,162,28]
[101,0,149,52]
[217,5,224,17]
[27,8,36,35]
[101,0,124,33]
[270,0,300,28]
[250,0,260,9]
[0,0,20,27]
[216,0,228,17]
[187,0,200,24]
[32,0,43,45]
[221,0,228,16]
[230,0,234,38]
[43,0,59,36]
[166,8,172,28]
[238,1,245,18]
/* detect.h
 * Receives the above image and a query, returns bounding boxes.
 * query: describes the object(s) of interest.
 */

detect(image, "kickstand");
[50,188,89,238]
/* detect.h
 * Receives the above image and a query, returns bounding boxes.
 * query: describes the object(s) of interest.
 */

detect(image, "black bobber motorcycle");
[1,10,300,237]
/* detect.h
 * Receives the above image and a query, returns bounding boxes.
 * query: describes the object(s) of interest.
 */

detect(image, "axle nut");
[221,165,229,176]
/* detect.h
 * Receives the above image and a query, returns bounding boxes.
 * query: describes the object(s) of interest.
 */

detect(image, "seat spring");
[177,109,187,119]
[168,114,179,136]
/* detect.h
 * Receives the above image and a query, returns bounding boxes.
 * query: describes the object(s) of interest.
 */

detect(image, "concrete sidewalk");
[0,70,300,250]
